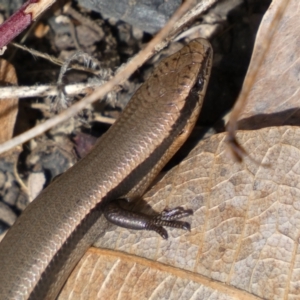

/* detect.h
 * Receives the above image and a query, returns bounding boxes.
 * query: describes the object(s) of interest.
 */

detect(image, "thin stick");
[11,43,100,74]
[0,0,56,50]
[0,82,101,99]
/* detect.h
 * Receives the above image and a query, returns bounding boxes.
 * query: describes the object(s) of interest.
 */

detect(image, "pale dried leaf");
[0,59,18,143]
[61,126,300,299]
[238,0,300,129]
[60,248,259,300]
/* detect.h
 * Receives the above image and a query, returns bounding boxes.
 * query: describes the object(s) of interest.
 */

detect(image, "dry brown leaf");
[0,59,18,143]
[61,247,259,300]
[61,126,300,299]
[238,0,300,129]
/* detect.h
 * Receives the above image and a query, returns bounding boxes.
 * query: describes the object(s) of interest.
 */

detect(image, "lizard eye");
[197,76,204,90]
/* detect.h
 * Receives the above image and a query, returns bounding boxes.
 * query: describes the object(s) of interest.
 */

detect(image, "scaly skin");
[0,39,212,300]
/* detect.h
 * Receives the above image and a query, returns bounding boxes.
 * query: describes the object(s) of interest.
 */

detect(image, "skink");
[0,38,212,299]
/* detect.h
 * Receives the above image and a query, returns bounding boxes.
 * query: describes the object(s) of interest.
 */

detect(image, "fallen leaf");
[60,126,300,300]
[0,59,18,143]
[238,0,300,129]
